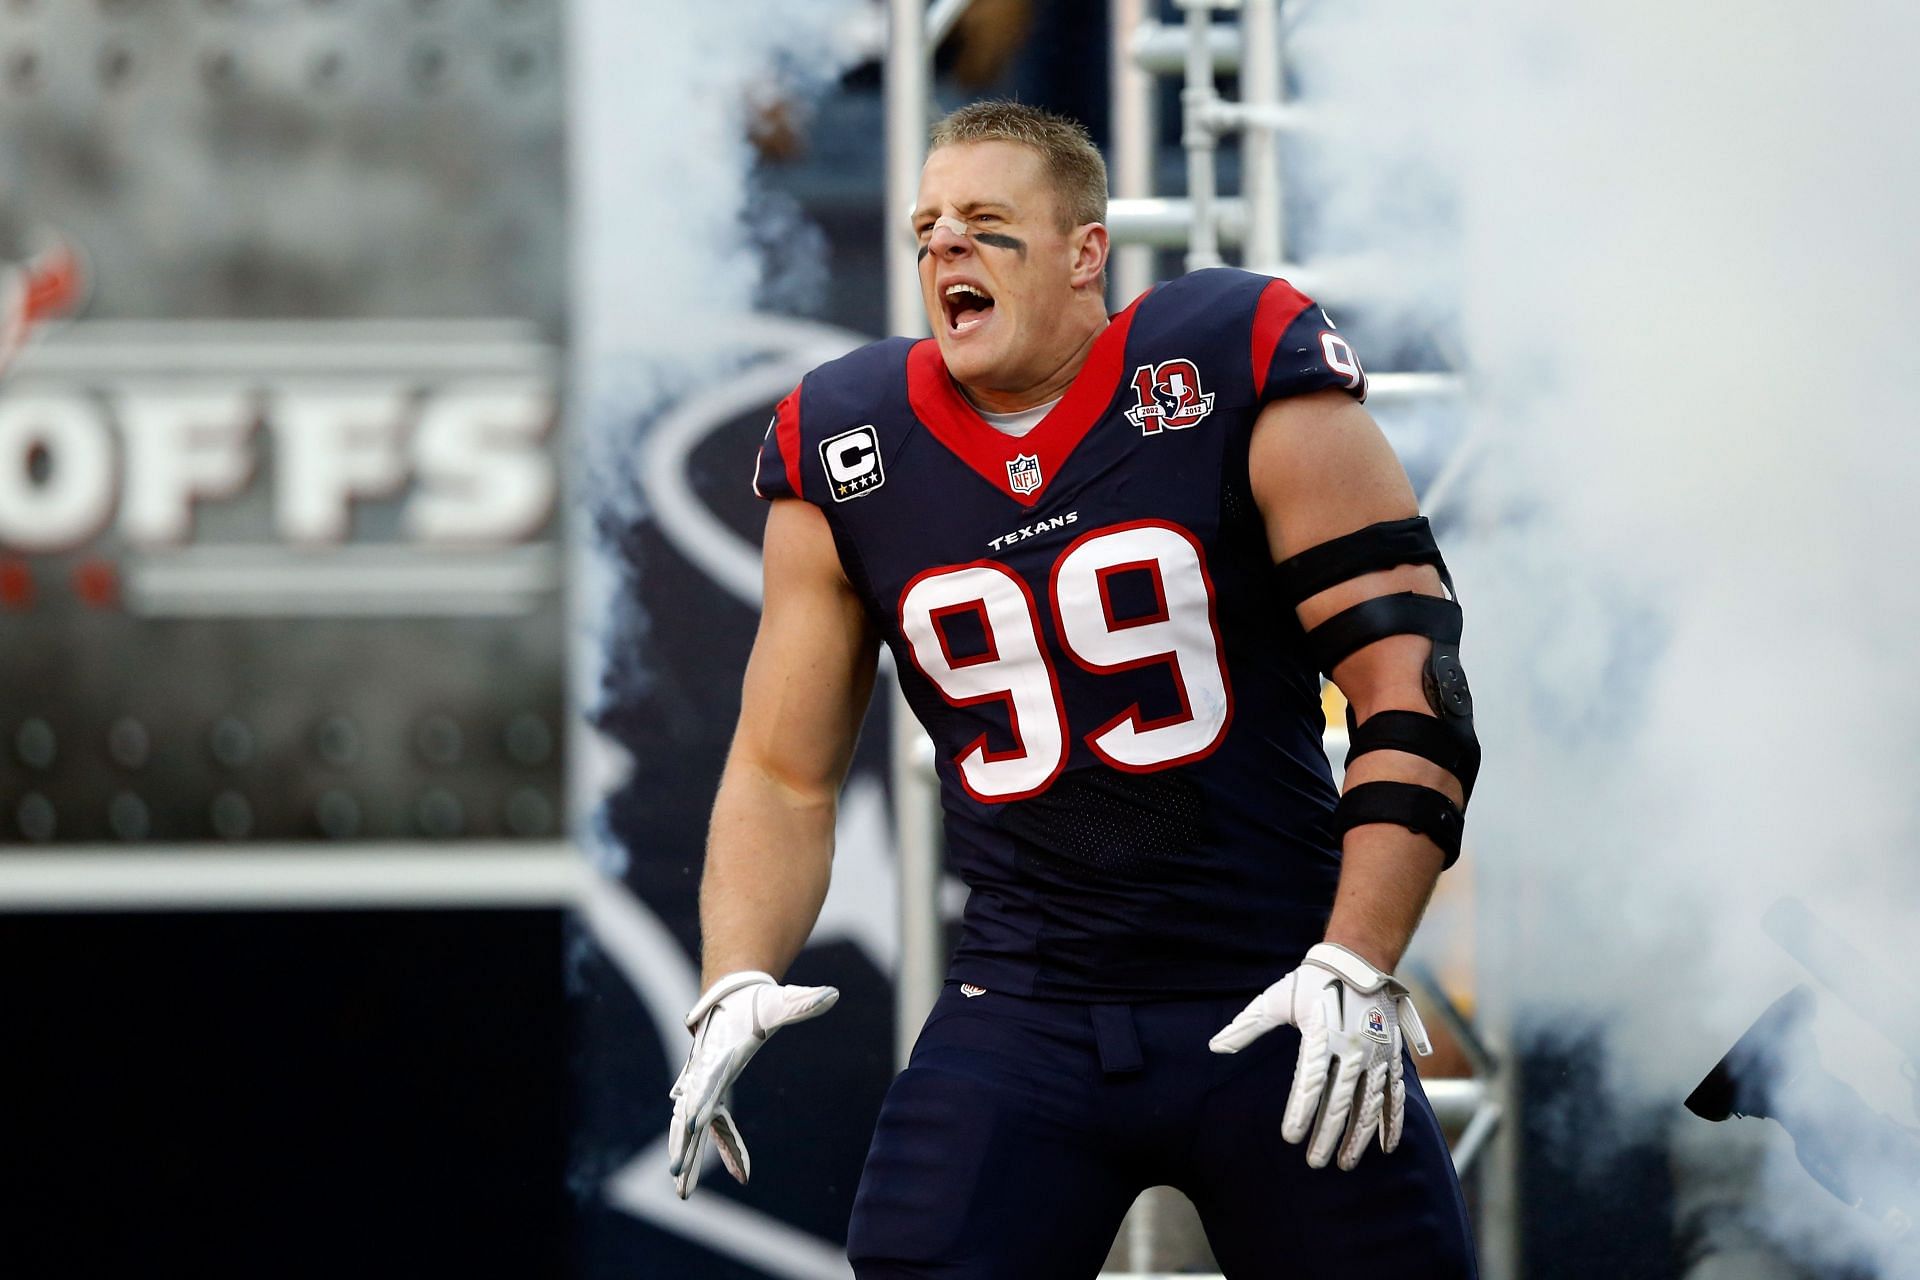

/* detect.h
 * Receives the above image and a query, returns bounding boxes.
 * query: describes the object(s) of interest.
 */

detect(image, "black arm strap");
[1283,516,1479,852]
[1272,516,1454,608]
[1345,709,1481,801]
[1332,781,1464,868]
[1305,592,1462,677]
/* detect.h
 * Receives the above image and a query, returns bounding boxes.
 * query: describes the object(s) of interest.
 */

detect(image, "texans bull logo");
[1125,358,1215,435]
[0,236,86,377]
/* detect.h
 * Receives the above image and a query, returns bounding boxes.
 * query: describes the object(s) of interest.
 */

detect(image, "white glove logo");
[1208,942,1432,1171]
[665,970,839,1199]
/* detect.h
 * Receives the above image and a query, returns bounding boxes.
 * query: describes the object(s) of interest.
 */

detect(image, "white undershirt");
[973,395,1062,439]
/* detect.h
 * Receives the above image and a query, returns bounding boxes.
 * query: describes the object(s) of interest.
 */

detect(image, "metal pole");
[889,687,944,1069]
[1109,0,1157,305]
[884,0,944,1071]
[1180,0,1222,272]
[886,0,929,341]
[927,0,976,47]
[1131,19,1242,75]
[1109,195,1249,248]
[1240,0,1284,275]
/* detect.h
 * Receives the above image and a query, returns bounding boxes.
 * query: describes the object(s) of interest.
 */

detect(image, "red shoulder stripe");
[1250,277,1314,394]
[905,291,1148,507]
[775,384,803,500]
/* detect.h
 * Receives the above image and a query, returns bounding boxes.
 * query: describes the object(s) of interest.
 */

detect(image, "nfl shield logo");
[1006,453,1042,494]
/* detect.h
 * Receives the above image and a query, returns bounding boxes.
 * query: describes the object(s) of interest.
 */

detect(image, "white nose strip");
[934,215,970,238]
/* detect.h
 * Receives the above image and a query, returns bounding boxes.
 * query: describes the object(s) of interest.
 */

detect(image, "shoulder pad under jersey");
[751,337,915,503]
[1138,267,1367,406]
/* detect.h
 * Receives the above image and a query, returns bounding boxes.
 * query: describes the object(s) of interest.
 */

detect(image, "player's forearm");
[1321,824,1445,973]
[698,762,837,989]
[1316,624,1465,969]
[1319,722,1458,972]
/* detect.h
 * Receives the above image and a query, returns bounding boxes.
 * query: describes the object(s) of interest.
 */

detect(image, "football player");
[668,101,1478,1278]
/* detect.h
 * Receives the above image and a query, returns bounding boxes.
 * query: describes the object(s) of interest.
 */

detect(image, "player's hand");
[1208,942,1432,1170]
[666,970,839,1199]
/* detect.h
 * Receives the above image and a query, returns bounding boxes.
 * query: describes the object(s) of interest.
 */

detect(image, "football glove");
[1208,942,1432,1171]
[666,970,839,1199]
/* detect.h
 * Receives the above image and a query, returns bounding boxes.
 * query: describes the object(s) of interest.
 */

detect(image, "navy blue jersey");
[753,268,1371,1000]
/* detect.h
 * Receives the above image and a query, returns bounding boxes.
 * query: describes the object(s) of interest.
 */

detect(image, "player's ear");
[1068,222,1109,290]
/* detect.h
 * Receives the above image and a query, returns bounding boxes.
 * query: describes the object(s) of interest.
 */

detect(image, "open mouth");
[942,282,996,335]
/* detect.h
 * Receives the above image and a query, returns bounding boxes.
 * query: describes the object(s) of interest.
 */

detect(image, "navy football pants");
[847,982,1477,1279]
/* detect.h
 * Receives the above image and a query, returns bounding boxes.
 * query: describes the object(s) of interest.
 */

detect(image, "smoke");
[568,1,857,397]
[566,0,859,537]
[564,0,860,870]
[1289,1,1920,1271]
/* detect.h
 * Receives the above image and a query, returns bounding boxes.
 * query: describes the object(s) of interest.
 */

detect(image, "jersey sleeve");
[1249,277,1368,405]
[749,383,806,502]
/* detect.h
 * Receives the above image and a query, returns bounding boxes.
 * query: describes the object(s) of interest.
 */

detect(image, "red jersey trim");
[774,384,804,500]
[1250,277,1314,396]
[905,291,1149,508]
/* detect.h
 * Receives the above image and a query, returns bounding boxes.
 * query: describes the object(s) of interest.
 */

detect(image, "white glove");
[1208,942,1432,1171]
[666,970,839,1199]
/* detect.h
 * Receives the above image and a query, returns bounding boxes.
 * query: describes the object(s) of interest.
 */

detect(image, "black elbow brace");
[1332,781,1465,866]
[1273,516,1480,867]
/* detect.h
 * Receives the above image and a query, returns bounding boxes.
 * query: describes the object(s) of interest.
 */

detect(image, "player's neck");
[956,303,1108,415]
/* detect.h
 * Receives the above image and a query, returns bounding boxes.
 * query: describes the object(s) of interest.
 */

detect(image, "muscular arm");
[698,498,881,989]
[1249,390,1461,973]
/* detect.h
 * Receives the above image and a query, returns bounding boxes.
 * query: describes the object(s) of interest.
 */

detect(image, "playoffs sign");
[0,321,558,555]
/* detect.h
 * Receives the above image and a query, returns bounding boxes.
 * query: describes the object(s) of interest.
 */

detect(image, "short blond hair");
[929,101,1108,230]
